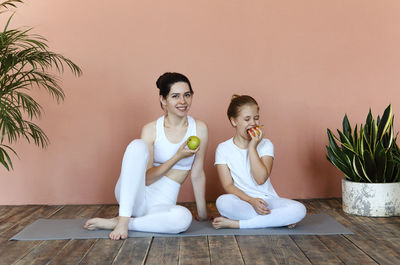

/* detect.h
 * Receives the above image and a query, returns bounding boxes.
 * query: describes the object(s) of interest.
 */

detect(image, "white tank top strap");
[153,115,197,170]
[155,116,166,142]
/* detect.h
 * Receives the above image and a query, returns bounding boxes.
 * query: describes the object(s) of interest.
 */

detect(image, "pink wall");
[1,0,400,204]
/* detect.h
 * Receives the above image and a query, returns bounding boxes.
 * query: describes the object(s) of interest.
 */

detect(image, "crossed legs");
[213,194,306,229]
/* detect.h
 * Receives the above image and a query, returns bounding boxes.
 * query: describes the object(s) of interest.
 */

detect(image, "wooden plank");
[317,235,378,264]
[237,235,313,265]
[300,199,318,214]
[76,204,103,218]
[0,205,42,233]
[14,240,67,265]
[236,235,279,265]
[49,205,119,265]
[0,205,62,265]
[48,239,97,265]
[262,235,312,265]
[145,237,179,265]
[48,205,90,219]
[179,236,210,265]
[112,237,152,265]
[208,236,244,265]
[42,205,104,265]
[309,200,400,264]
[290,235,343,264]
[78,238,124,265]
[93,204,119,218]
[0,205,23,222]
[0,205,62,241]
[16,205,102,265]
[303,199,377,264]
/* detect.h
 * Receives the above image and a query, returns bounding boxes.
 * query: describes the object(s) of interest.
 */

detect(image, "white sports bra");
[153,115,197,170]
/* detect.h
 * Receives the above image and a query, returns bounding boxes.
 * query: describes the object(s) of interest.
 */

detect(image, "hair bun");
[231,94,240,100]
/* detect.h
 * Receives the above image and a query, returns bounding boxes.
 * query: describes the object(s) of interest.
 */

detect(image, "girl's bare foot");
[84,217,118,230]
[109,216,130,240]
[212,217,239,229]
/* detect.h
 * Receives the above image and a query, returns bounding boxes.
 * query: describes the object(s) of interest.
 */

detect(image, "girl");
[212,95,306,229]
[85,72,208,240]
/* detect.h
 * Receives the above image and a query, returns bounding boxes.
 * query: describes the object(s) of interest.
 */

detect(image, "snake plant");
[326,104,400,183]
[0,0,82,170]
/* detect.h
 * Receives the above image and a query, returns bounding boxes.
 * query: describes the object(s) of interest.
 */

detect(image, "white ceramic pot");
[342,179,400,217]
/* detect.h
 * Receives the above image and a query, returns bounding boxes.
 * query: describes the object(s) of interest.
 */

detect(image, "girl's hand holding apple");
[247,126,263,147]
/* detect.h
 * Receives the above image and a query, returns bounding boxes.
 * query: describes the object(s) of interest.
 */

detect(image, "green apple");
[187,136,200,150]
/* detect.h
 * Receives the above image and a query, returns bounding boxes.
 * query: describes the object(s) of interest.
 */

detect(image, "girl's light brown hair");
[227,94,259,120]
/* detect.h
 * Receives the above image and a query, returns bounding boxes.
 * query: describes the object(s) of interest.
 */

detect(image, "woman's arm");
[190,121,208,220]
[248,131,273,185]
[217,164,270,215]
[141,122,197,185]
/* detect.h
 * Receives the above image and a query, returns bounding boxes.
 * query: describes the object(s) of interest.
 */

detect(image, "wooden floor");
[0,199,399,265]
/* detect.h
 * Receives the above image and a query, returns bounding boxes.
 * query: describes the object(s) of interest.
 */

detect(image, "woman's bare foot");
[109,216,130,240]
[84,216,130,240]
[84,217,118,230]
[212,217,239,229]
[288,223,297,229]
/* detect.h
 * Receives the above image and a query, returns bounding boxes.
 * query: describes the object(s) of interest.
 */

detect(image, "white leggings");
[216,194,306,229]
[114,139,192,234]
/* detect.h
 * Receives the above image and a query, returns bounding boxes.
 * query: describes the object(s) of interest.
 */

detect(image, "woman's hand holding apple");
[187,136,200,150]
[175,137,200,160]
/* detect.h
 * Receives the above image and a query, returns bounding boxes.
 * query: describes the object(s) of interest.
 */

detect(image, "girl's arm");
[248,131,273,185]
[217,164,270,215]
[190,121,208,220]
[141,122,197,185]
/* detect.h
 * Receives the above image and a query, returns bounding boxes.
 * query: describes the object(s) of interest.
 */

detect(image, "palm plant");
[326,104,400,183]
[0,0,82,170]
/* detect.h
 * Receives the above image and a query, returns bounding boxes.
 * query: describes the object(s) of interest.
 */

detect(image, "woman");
[212,95,306,229]
[85,72,208,240]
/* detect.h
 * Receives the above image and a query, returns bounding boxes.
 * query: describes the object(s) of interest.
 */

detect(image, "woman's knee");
[171,206,192,233]
[127,139,148,152]
[125,139,149,160]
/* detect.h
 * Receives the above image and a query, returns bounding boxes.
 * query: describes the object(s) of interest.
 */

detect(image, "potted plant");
[0,0,82,170]
[326,104,400,217]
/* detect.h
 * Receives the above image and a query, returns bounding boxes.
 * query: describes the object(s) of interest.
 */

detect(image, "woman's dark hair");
[156,72,193,98]
[227,94,259,120]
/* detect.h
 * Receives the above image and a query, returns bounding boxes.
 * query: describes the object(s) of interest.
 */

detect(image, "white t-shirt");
[215,138,279,199]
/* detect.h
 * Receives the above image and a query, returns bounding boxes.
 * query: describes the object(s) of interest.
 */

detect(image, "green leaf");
[326,147,354,179]
[343,114,352,144]
[353,155,372,183]
[363,150,376,182]
[377,104,392,140]
[374,142,387,183]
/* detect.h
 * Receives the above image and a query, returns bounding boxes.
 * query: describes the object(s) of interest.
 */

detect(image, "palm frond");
[0,0,22,14]
[0,4,82,170]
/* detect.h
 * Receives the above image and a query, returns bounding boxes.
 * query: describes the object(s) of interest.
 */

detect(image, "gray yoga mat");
[10,214,352,241]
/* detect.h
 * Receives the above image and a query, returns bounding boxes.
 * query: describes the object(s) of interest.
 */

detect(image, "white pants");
[216,194,306,229]
[114,139,192,233]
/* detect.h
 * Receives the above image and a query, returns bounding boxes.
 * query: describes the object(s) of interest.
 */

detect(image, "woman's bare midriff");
[165,168,190,184]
